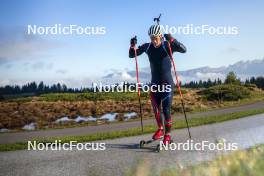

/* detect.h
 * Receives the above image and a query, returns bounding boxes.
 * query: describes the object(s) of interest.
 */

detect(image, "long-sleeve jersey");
[129,39,186,85]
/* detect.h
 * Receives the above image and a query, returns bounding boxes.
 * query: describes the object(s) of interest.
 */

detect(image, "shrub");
[244,83,257,90]
[198,84,251,101]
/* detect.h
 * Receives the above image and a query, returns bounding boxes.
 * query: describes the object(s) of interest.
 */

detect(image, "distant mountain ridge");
[102,58,264,83]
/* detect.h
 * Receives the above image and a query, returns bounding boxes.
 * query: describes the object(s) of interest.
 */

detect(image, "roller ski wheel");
[139,140,146,148]
[155,139,173,153]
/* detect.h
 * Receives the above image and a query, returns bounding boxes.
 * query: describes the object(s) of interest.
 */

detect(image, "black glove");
[130,36,137,47]
[164,33,173,42]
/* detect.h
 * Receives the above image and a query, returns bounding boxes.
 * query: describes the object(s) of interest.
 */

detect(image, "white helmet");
[148,24,162,37]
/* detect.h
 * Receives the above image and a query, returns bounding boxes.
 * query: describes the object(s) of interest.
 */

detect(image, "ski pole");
[167,42,192,139]
[133,37,144,133]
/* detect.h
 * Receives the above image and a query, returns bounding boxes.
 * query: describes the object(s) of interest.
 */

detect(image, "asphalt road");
[1,113,264,176]
[0,101,264,144]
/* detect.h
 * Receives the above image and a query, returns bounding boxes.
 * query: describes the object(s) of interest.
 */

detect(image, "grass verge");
[1,108,264,152]
[155,144,264,176]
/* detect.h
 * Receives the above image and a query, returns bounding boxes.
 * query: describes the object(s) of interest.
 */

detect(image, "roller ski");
[139,128,163,148]
[139,129,173,152]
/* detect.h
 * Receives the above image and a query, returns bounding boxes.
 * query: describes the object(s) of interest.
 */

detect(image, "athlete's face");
[150,35,162,48]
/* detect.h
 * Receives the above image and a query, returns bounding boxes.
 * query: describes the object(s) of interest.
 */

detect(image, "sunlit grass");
[149,144,264,176]
[125,144,264,176]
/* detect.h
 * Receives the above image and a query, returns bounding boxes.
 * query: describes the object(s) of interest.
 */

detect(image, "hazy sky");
[0,0,263,87]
